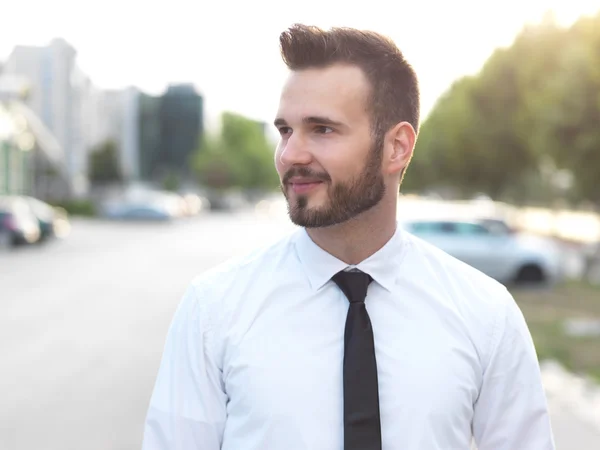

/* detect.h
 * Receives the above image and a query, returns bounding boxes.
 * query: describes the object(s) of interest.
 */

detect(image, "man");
[142,24,555,450]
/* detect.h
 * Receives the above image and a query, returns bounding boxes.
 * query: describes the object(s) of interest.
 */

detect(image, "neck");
[305,195,398,265]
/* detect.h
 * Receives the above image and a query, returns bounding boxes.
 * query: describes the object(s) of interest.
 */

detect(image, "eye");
[278,126,292,136]
[314,126,333,134]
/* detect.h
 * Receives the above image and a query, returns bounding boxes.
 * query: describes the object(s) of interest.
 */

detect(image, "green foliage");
[51,199,96,217]
[406,11,600,207]
[88,140,123,186]
[162,171,180,192]
[191,112,279,191]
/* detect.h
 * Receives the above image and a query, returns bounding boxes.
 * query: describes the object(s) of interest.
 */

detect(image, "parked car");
[102,201,174,221]
[21,196,66,240]
[0,196,41,248]
[401,217,563,286]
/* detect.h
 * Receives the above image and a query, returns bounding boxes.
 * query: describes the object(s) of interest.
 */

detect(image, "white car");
[401,218,563,286]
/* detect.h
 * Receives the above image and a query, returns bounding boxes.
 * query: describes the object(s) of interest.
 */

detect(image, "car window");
[479,219,511,235]
[409,221,447,234]
[453,222,490,235]
[408,221,490,235]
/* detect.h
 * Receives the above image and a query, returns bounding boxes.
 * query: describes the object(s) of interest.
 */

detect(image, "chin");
[287,204,336,228]
[294,195,328,210]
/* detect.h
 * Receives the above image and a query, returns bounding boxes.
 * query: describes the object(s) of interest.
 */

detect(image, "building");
[131,84,204,184]
[3,38,107,198]
[119,87,140,181]
[158,84,204,180]
[0,99,70,201]
[4,37,205,193]
[0,103,31,196]
[138,91,162,181]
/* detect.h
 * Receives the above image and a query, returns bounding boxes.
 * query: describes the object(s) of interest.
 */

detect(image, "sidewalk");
[542,361,600,449]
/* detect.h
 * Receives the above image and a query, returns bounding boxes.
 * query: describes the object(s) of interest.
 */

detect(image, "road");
[1,209,599,450]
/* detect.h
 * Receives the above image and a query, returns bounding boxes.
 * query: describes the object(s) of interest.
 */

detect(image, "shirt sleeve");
[142,283,227,450]
[472,288,556,450]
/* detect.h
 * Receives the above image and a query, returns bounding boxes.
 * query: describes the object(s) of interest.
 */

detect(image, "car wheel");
[515,264,546,285]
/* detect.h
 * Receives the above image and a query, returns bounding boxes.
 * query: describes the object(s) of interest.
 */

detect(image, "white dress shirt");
[142,225,555,450]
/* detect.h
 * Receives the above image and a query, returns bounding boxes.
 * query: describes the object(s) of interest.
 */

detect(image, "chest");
[221,294,481,445]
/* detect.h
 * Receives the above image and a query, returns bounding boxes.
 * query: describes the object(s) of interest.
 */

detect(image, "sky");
[1,0,599,132]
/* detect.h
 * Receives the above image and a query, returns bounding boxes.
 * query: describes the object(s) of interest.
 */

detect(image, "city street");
[1,209,599,450]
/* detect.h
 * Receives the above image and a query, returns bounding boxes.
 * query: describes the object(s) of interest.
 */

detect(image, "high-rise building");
[0,102,31,196]
[119,87,140,181]
[131,84,204,184]
[158,84,204,180]
[138,91,162,181]
[3,38,106,198]
[0,98,70,201]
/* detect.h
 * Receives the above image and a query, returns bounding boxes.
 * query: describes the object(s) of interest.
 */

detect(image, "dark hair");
[279,24,420,137]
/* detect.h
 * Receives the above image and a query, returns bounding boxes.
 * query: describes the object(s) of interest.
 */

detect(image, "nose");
[278,133,313,167]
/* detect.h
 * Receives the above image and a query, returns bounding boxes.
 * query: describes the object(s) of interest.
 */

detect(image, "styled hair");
[279,24,420,137]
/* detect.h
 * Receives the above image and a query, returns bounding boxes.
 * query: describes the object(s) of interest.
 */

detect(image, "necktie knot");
[332,270,373,304]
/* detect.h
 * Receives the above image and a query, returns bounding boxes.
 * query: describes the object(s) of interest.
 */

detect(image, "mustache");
[282,167,331,184]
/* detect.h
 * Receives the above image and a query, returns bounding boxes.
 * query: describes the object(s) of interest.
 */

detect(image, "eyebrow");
[273,116,346,128]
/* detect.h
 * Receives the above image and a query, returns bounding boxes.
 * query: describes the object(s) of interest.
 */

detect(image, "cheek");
[327,141,369,173]
[328,158,362,181]
[274,147,285,176]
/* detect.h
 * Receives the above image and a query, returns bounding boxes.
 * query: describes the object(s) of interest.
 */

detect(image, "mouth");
[288,181,324,194]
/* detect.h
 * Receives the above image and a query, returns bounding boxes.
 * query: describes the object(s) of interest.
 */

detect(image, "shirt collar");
[293,223,408,293]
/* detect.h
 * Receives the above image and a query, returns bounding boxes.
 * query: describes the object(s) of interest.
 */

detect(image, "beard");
[280,138,386,228]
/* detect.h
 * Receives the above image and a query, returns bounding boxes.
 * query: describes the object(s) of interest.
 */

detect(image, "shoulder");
[405,230,511,300]
[167,229,299,355]
[185,228,299,312]
[404,231,519,363]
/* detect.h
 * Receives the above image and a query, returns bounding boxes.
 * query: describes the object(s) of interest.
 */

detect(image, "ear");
[384,122,416,176]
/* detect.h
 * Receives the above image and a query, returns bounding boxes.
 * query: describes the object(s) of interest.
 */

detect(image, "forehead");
[277,64,371,125]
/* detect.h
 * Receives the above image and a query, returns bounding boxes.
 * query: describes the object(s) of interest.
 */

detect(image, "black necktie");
[332,270,382,450]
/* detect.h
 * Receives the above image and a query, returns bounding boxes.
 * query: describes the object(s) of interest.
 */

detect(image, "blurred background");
[2,1,600,449]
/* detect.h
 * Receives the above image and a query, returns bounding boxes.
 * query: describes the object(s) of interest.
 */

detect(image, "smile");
[289,181,324,194]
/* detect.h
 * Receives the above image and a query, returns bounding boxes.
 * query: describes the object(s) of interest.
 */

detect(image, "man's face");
[274,64,386,228]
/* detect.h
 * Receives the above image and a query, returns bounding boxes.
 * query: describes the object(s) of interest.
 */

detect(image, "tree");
[408,11,600,207]
[406,64,537,201]
[404,77,481,197]
[88,139,122,186]
[191,112,279,192]
[162,170,181,192]
[536,16,600,206]
[191,134,239,190]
